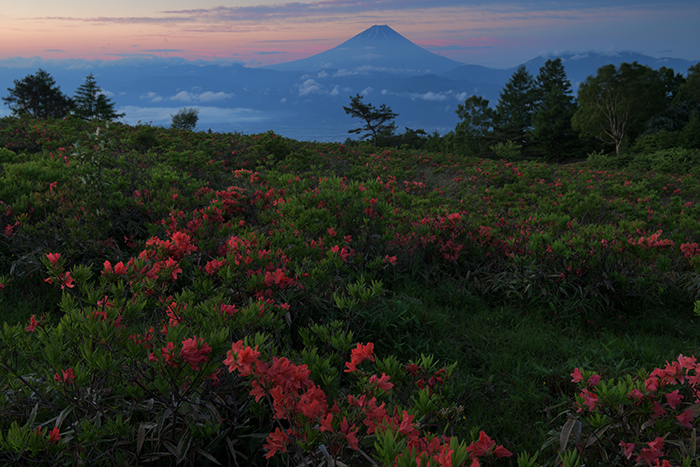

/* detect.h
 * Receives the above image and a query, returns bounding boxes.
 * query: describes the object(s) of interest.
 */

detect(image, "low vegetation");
[1,114,700,466]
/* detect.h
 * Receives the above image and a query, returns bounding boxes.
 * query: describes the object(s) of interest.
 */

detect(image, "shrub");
[171,108,200,132]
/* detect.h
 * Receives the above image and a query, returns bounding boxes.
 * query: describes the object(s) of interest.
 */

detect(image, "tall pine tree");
[73,73,124,121]
[531,58,579,161]
[494,65,536,152]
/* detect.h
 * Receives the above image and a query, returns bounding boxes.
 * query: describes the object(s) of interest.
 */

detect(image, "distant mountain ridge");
[1,25,697,141]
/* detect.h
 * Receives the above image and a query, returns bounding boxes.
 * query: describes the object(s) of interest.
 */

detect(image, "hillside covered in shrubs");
[1,115,700,466]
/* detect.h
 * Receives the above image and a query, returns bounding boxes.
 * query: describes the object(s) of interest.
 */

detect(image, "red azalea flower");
[179,336,212,371]
[369,373,394,391]
[676,410,694,428]
[571,368,583,383]
[61,272,75,289]
[25,314,40,332]
[113,261,128,275]
[665,390,684,409]
[619,441,636,460]
[48,427,60,444]
[344,342,374,373]
[46,252,61,266]
[224,340,261,376]
[54,368,75,384]
[264,427,290,459]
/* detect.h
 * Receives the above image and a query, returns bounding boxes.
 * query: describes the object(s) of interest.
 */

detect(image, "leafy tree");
[73,73,124,121]
[494,65,536,149]
[531,58,579,161]
[572,62,668,154]
[171,108,200,131]
[343,94,398,146]
[674,63,700,111]
[2,69,73,119]
[453,95,495,156]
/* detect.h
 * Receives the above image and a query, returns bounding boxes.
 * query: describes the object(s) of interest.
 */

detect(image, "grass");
[363,275,700,454]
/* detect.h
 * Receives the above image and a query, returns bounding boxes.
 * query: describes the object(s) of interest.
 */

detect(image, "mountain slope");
[266,25,464,75]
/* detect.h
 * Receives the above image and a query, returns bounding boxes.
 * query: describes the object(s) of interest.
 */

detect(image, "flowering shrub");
[545,356,700,466]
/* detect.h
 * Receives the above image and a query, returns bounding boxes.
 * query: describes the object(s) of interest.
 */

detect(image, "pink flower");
[652,401,667,418]
[319,413,333,433]
[219,303,237,315]
[60,272,74,289]
[204,259,225,275]
[578,389,598,412]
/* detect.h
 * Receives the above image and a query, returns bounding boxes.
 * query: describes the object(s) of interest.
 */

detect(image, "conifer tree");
[531,58,579,161]
[73,73,124,121]
[494,65,536,150]
[344,94,398,147]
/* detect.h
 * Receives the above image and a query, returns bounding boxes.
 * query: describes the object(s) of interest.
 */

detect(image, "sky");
[1,0,699,69]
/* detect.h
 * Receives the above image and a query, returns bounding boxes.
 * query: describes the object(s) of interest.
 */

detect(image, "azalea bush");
[0,244,511,465]
[540,351,700,467]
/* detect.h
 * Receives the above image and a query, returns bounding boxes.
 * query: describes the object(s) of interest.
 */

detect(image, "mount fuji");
[266,25,463,75]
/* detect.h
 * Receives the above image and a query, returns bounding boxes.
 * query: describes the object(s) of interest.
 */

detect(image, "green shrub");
[628,147,700,174]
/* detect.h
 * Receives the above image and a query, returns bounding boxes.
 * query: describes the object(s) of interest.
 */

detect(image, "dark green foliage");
[2,69,73,119]
[454,95,496,157]
[171,107,200,131]
[494,65,536,151]
[531,58,580,161]
[343,94,398,147]
[572,62,669,154]
[72,73,124,121]
[673,63,700,111]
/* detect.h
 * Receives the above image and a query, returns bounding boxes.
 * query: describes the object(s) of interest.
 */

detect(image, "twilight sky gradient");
[1,0,698,69]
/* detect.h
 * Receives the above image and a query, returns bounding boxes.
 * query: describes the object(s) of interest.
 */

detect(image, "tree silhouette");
[343,94,398,147]
[494,65,536,149]
[73,73,124,121]
[171,108,200,131]
[454,95,495,156]
[531,58,579,161]
[2,69,73,119]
